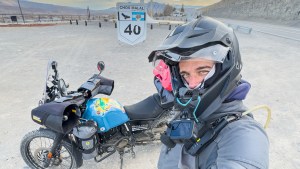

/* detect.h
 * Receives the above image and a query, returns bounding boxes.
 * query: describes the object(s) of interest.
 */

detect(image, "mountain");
[0,0,102,15]
[0,0,201,16]
[202,0,300,21]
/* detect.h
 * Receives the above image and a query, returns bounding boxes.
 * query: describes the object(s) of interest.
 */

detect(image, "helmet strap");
[175,89,202,123]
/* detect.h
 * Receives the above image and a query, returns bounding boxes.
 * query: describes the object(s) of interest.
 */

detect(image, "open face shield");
[152,50,181,64]
[183,44,231,64]
[151,44,230,64]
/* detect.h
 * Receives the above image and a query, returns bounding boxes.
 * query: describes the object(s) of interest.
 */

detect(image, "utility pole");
[17,0,25,23]
[87,6,90,21]
[150,0,153,17]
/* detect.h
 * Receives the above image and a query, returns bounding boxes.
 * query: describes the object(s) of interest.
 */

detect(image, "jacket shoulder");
[211,116,269,169]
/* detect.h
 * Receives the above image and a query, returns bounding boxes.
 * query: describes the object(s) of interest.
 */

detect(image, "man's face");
[179,58,215,89]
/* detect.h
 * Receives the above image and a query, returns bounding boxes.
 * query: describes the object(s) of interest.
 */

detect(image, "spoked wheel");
[20,129,78,169]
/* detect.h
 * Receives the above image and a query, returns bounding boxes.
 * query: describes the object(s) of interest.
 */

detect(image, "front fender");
[63,135,83,168]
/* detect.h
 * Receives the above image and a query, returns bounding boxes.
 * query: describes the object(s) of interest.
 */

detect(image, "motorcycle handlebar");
[77,74,114,98]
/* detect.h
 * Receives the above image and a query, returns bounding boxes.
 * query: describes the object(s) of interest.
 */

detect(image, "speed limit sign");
[117,2,147,45]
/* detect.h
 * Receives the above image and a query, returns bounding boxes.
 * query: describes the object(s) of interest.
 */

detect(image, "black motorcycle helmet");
[148,16,242,121]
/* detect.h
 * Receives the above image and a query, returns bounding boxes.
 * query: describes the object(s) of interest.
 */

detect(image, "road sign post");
[117,2,147,45]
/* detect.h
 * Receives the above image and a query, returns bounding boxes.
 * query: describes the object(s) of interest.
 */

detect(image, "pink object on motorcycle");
[153,60,172,91]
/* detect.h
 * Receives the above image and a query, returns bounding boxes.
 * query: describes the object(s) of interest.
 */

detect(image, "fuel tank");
[82,98,129,132]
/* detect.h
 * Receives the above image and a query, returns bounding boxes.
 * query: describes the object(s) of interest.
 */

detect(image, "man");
[148,16,269,168]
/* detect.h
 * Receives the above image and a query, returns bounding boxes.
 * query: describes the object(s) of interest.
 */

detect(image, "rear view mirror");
[97,61,105,74]
[51,61,58,70]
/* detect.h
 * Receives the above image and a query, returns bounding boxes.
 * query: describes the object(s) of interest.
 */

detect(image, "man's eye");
[180,73,189,78]
[198,71,209,75]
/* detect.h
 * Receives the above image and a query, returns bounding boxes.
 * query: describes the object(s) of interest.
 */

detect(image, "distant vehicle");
[102,15,110,22]
[172,11,185,17]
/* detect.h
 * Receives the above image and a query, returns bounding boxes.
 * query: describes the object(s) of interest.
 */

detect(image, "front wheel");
[20,128,79,169]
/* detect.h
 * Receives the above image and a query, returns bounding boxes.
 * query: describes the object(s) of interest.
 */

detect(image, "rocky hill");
[0,0,88,15]
[0,0,168,16]
[0,0,200,17]
[202,0,300,22]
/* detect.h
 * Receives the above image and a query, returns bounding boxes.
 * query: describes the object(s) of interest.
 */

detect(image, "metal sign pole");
[17,0,25,23]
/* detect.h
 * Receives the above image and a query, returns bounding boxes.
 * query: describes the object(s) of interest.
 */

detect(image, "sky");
[26,0,221,10]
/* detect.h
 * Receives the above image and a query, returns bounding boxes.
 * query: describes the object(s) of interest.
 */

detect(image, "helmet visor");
[153,44,230,64]
[154,50,181,63]
[187,44,230,63]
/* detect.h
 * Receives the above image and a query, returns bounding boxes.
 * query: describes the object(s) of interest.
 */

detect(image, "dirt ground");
[0,20,299,169]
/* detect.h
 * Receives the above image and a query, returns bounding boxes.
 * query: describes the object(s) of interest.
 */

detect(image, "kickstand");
[130,146,136,158]
[119,147,136,169]
[119,151,124,169]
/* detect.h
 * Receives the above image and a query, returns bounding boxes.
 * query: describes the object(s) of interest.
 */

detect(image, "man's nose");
[188,77,202,89]
[188,83,198,89]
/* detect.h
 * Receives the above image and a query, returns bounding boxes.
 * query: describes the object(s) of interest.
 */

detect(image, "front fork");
[43,133,64,168]
[120,123,135,169]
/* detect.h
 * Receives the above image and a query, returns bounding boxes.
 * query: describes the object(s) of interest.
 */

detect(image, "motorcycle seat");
[124,93,172,120]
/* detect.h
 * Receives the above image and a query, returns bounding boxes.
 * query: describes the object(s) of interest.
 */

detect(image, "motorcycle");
[20,60,175,169]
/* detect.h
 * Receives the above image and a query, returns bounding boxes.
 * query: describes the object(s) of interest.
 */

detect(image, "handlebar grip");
[78,74,114,97]
[98,76,114,96]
